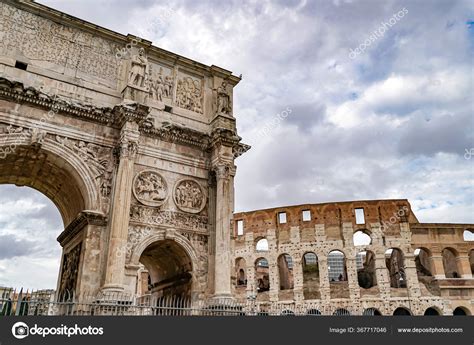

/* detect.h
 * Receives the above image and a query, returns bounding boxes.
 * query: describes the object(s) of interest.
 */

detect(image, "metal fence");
[0,288,379,316]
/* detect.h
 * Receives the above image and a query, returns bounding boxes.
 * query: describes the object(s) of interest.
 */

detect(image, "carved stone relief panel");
[130,204,208,233]
[173,179,207,214]
[175,72,203,114]
[0,2,120,85]
[58,242,82,297]
[132,170,169,207]
[55,135,114,212]
[148,62,174,103]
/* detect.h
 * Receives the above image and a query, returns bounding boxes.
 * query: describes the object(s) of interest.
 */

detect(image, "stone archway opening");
[255,257,270,300]
[453,307,470,316]
[385,248,406,288]
[139,240,193,300]
[0,145,92,226]
[302,252,320,300]
[414,248,440,296]
[393,307,411,316]
[424,307,441,316]
[442,247,461,278]
[0,143,98,298]
[0,185,63,290]
[328,250,349,299]
[356,250,377,290]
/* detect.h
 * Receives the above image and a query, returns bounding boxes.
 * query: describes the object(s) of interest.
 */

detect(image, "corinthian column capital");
[212,162,236,180]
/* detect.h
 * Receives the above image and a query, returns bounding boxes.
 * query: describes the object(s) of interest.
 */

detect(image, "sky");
[0,0,473,289]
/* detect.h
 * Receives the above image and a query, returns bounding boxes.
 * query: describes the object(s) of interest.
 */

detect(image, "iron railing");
[0,288,379,316]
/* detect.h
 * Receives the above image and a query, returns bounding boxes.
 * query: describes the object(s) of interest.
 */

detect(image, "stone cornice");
[140,122,211,150]
[0,77,250,154]
[234,143,251,158]
[0,78,114,124]
[210,127,241,147]
[113,103,150,128]
[57,211,107,246]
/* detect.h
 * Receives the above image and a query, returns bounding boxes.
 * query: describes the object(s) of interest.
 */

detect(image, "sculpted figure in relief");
[217,81,232,114]
[134,171,168,206]
[129,48,148,88]
[174,180,205,213]
[176,77,203,113]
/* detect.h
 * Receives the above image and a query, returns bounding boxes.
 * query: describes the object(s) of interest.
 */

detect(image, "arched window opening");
[385,248,406,288]
[277,254,294,290]
[356,250,377,289]
[235,258,247,287]
[328,250,348,299]
[307,309,322,315]
[256,238,269,251]
[353,230,371,246]
[414,248,440,296]
[302,252,320,299]
[255,258,270,294]
[328,250,347,282]
[463,230,474,241]
[442,248,460,278]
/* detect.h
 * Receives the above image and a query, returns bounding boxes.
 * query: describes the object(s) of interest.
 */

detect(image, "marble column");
[102,120,140,293]
[212,162,234,298]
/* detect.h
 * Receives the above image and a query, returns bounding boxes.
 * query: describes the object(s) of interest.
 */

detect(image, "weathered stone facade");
[0,1,472,316]
[0,0,248,302]
[232,200,474,315]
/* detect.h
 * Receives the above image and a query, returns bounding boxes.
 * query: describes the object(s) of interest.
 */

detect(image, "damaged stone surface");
[232,200,474,315]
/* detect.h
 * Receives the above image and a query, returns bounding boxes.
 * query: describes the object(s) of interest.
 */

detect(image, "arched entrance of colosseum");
[0,139,102,297]
[393,307,411,316]
[424,307,441,315]
[453,306,470,316]
[137,239,194,301]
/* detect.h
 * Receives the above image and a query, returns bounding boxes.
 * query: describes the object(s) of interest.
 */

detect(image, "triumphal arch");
[0,0,249,302]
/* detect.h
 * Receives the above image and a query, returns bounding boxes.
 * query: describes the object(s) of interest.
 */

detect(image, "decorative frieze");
[175,75,203,113]
[130,204,208,232]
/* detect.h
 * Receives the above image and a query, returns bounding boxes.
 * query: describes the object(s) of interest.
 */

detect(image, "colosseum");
[232,200,474,316]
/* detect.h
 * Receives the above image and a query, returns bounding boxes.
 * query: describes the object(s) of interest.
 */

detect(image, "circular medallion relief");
[133,170,168,207]
[173,179,206,214]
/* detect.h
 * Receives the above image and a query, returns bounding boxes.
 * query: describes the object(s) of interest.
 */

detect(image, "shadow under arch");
[129,231,199,268]
[0,136,101,225]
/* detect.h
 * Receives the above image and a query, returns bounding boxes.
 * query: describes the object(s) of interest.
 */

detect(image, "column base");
[211,293,234,302]
[99,284,129,301]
